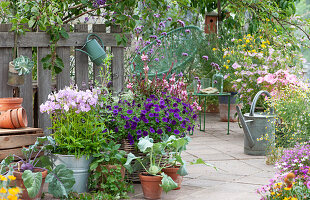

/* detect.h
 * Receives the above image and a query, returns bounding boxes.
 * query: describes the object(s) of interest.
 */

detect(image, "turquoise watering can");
[76,33,106,66]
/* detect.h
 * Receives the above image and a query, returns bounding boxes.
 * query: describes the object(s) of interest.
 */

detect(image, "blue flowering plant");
[108,94,197,145]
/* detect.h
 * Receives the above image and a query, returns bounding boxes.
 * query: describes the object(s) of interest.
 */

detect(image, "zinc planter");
[139,172,162,200]
[53,154,92,193]
[162,167,183,190]
[13,168,48,200]
[218,92,240,122]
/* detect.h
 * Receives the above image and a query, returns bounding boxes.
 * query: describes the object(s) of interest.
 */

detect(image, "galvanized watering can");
[236,91,276,156]
[76,33,106,66]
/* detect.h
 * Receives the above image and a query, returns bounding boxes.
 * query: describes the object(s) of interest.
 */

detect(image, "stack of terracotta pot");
[0,98,28,129]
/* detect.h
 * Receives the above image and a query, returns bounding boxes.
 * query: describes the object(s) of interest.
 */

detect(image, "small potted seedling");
[7,55,34,86]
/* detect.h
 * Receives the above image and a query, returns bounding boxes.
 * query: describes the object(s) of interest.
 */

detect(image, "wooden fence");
[0,24,130,133]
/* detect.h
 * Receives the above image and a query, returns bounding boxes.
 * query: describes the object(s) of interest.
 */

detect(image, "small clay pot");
[139,172,163,200]
[7,61,25,86]
[162,166,183,190]
[13,168,48,200]
[17,108,27,128]
[0,98,23,112]
[0,109,14,129]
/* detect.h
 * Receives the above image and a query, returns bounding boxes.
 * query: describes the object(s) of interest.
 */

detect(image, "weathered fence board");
[93,24,107,84]
[111,25,125,95]
[0,24,13,97]
[74,24,89,89]
[37,47,52,133]
[19,47,33,127]
[0,32,130,47]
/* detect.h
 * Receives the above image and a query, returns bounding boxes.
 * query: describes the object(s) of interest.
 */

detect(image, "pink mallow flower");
[141,54,148,61]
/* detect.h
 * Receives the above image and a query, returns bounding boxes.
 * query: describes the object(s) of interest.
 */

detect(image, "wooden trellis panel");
[0,24,130,132]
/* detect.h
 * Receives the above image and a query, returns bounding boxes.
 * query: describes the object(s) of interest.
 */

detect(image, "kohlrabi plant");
[0,136,75,199]
[13,55,34,75]
[124,136,180,192]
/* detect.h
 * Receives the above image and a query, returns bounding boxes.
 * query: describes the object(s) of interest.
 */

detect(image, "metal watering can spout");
[75,33,106,66]
[236,105,255,148]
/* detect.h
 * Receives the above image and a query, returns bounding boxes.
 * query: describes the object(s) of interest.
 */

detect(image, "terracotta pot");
[17,108,28,128]
[0,109,15,129]
[162,166,183,190]
[13,168,48,200]
[0,98,23,112]
[11,109,21,128]
[139,172,162,200]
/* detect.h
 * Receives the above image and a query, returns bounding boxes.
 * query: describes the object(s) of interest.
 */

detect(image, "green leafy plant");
[13,55,34,75]
[88,141,133,199]
[0,136,75,199]
[125,136,181,193]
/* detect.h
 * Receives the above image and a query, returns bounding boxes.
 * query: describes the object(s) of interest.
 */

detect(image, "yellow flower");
[212,48,217,51]
[267,40,270,45]
[227,60,230,63]
[266,18,270,21]
[8,176,16,181]
[247,34,251,37]
[284,187,291,190]
[0,187,7,193]
[246,39,250,43]
[223,55,226,58]
[238,39,242,42]
[7,195,18,200]
[261,44,266,48]
[242,44,246,47]
[259,36,263,39]
[270,192,275,195]
[8,187,20,196]
[274,29,277,32]
[224,65,229,69]
[283,197,288,200]
[0,175,7,181]
[291,198,297,200]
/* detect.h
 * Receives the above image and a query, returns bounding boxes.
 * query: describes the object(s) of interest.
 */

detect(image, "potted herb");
[40,86,109,193]
[88,141,133,198]
[0,136,75,199]
[124,136,179,199]
[7,55,34,86]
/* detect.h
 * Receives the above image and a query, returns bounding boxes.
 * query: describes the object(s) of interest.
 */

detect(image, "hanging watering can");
[76,33,106,66]
[236,90,276,156]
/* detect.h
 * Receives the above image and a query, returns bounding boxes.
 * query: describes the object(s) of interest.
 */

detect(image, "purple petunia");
[166,126,172,132]
[150,127,155,133]
[155,107,160,112]
[127,110,133,114]
[128,133,134,145]
[171,120,177,125]
[157,129,163,134]
[162,117,168,122]
[115,127,119,132]
[149,113,155,117]
[182,53,188,56]
[174,129,180,135]
[143,131,148,136]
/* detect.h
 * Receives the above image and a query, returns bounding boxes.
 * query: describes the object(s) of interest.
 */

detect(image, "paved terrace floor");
[129,113,275,200]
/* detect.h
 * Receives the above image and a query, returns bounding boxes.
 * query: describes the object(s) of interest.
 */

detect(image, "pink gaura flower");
[257,77,264,84]
[141,54,148,61]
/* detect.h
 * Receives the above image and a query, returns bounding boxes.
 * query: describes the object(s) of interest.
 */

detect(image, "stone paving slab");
[129,113,275,200]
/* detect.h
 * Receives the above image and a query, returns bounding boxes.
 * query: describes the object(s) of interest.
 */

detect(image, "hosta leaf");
[46,164,75,198]
[22,170,43,198]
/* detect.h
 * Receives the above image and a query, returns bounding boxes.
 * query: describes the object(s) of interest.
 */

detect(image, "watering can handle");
[249,90,274,116]
[87,33,104,48]
[75,48,91,57]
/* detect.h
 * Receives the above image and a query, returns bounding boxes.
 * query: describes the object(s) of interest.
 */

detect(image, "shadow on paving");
[129,113,275,200]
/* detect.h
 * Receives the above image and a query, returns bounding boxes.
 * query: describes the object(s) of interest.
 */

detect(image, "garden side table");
[193,92,231,135]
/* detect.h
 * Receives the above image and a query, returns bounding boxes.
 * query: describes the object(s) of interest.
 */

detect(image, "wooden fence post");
[0,24,13,97]
[74,24,89,89]
[111,25,124,95]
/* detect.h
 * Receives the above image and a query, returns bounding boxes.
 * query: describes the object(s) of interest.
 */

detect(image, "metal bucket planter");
[219,92,240,122]
[236,91,276,156]
[53,154,92,193]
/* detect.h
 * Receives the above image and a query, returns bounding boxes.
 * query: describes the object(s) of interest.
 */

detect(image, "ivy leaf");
[22,170,43,198]
[160,173,178,193]
[190,158,217,169]
[41,54,51,63]
[46,164,75,198]
[132,15,139,20]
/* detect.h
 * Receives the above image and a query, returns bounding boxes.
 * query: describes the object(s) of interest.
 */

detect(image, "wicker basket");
[120,139,170,182]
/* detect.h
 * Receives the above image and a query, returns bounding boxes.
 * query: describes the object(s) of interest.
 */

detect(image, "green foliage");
[13,55,34,75]
[45,164,75,198]
[88,141,133,199]
[160,173,178,193]
[67,191,120,200]
[22,170,42,198]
